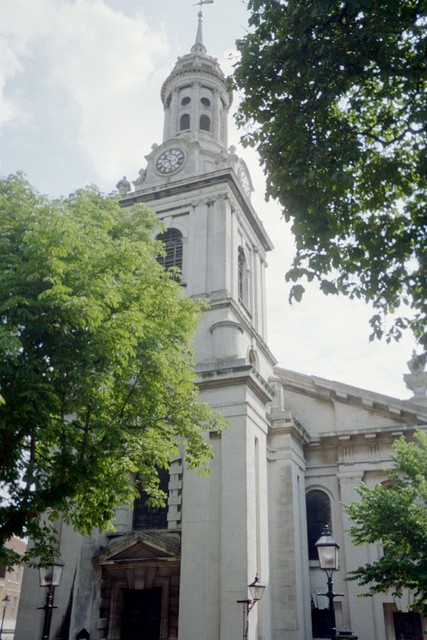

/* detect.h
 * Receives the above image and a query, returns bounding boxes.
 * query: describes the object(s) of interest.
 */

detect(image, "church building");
[15,12,427,640]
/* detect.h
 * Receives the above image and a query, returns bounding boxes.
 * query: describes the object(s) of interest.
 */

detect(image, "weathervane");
[193,0,213,32]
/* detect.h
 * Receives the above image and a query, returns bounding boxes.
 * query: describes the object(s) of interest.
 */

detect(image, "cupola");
[160,11,232,149]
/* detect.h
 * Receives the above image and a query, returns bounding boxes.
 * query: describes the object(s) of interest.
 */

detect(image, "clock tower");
[118,11,276,640]
[15,13,277,640]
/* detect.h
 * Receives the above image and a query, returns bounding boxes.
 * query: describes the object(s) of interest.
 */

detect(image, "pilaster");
[268,406,310,640]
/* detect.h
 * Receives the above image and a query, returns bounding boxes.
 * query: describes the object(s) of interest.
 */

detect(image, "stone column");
[213,89,221,140]
[268,416,310,640]
[192,81,201,134]
[338,472,380,640]
[169,89,179,139]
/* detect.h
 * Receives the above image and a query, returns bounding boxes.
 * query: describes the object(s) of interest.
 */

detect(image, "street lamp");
[38,559,64,640]
[0,595,10,640]
[315,525,342,640]
[237,575,266,640]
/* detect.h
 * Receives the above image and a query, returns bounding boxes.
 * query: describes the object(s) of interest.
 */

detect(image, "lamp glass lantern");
[39,560,64,588]
[248,576,266,602]
[315,525,339,571]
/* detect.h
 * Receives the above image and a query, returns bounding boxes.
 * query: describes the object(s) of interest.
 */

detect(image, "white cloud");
[0,0,54,128]
[0,39,22,128]
[0,0,169,183]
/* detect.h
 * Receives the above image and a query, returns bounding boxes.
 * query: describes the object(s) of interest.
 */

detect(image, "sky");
[0,0,418,399]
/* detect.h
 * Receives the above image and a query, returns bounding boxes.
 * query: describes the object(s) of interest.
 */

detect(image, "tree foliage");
[233,0,427,349]
[345,429,427,614]
[0,173,225,567]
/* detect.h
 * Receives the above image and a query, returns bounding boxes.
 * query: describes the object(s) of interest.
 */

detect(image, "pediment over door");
[94,531,181,566]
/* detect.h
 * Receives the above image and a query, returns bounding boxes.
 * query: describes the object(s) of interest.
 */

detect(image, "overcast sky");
[0,0,418,399]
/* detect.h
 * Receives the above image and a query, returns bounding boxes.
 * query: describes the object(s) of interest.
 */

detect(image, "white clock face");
[156,148,185,175]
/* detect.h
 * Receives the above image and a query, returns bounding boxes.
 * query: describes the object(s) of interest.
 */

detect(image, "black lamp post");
[237,575,266,640]
[0,595,9,640]
[38,560,64,640]
[315,525,342,640]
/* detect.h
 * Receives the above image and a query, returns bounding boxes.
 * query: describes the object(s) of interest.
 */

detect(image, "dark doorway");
[311,607,330,638]
[393,611,423,640]
[121,588,162,640]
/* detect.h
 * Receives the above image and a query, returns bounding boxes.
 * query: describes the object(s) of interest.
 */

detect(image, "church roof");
[274,366,427,426]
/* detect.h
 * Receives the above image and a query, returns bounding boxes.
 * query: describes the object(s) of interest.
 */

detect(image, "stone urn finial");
[403,351,427,404]
[116,176,131,195]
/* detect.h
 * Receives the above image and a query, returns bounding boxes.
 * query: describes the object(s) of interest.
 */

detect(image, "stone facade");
[15,15,427,640]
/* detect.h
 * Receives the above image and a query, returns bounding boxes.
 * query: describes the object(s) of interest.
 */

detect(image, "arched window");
[200,115,210,132]
[238,246,248,306]
[180,113,190,131]
[133,468,170,530]
[306,489,331,561]
[156,228,183,273]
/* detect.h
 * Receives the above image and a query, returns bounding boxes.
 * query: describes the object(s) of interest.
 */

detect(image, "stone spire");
[191,10,207,55]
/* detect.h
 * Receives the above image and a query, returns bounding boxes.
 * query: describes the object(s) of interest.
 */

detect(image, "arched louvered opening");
[156,228,183,273]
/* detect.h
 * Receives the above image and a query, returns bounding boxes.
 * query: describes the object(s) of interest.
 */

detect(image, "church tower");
[118,11,276,640]
[122,10,273,373]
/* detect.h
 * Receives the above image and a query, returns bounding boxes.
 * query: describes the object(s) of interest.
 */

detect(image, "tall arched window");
[238,246,248,306]
[200,115,210,132]
[156,228,183,273]
[133,468,170,530]
[306,489,331,560]
[180,113,190,131]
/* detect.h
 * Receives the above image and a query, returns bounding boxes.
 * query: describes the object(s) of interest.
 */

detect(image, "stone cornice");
[307,422,425,447]
[268,411,311,446]
[196,362,274,405]
[120,168,273,252]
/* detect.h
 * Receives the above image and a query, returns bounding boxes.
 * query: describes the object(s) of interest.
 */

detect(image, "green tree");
[0,173,225,567]
[233,0,427,349]
[345,429,427,614]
